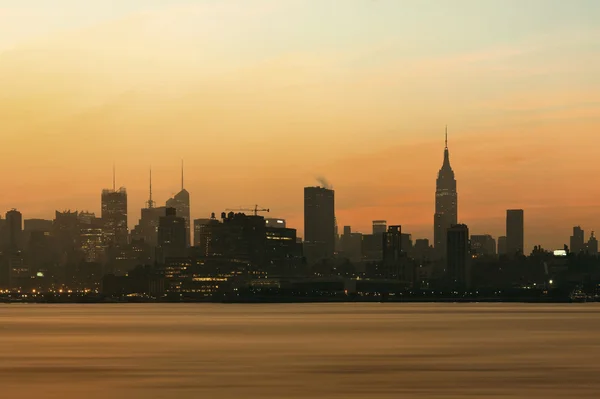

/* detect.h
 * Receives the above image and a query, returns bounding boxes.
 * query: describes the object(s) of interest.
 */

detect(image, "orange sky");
[1,0,600,251]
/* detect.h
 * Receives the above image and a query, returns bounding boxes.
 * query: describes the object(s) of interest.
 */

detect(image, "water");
[1,303,599,398]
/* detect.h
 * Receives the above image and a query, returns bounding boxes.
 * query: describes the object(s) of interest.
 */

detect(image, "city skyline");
[2,0,600,250]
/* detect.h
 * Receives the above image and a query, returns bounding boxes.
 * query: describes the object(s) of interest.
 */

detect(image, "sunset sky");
[1,0,600,251]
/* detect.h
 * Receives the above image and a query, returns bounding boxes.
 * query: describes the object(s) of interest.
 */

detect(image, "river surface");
[1,303,599,398]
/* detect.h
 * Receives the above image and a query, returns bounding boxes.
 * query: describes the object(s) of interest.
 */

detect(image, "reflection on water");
[1,304,599,398]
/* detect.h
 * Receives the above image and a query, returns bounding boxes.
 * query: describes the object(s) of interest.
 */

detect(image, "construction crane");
[225,205,270,216]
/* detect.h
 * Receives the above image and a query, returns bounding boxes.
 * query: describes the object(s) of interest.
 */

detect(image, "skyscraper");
[157,207,187,262]
[506,209,524,257]
[498,236,507,256]
[586,231,598,255]
[5,209,22,251]
[102,188,128,247]
[372,220,387,236]
[570,226,584,254]
[166,161,190,247]
[434,128,458,259]
[447,224,470,289]
[304,186,335,264]
[470,234,496,256]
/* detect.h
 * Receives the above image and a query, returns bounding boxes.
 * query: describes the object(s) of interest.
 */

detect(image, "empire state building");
[434,128,458,259]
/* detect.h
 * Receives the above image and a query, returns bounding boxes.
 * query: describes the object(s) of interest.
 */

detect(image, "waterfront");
[1,304,599,398]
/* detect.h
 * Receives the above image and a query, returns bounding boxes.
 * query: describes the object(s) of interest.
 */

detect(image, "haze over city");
[2,0,600,251]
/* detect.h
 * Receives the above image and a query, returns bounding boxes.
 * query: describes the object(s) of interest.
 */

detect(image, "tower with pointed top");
[166,161,191,247]
[101,166,128,247]
[434,127,458,259]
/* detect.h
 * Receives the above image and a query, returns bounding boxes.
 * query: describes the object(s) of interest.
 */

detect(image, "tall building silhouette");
[157,207,187,262]
[498,236,507,256]
[586,231,598,255]
[470,234,496,256]
[166,161,190,247]
[434,128,458,259]
[132,169,166,248]
[570,226,584,254]
[372,220,387,236]
[304,186,335,264]
[101,168,128,247]
[447,224,470,289]
[5,209,23,251]
[506,209,524,257]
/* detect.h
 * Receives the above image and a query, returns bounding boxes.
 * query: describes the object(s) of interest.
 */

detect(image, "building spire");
[112,162,116,191]
[148,167,155,209]
[181,159,184,191]
[445,125,448,149]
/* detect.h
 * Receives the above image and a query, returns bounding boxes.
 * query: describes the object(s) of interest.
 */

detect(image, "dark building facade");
[447,224,470,289]
[570,226,584,254]
[470,234,496,257]
[434,131,458,259]
[498,236,507,256]
[101,188,128,247]
[304,186,335,264]
[157,207,187,262]
[5,209,23,251]
[506,209,524,258]
[587,231,598,255]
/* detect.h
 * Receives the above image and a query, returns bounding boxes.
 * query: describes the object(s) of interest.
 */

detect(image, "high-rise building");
[79,216,106,263]
[586,231,598,255]
[447,224,470,289]
[434,128,458,259]
[102,188,128,247]
[5,209,23,251]
[265,218,286,229]
[414,238,432,261]
[193,216,220,256]
[470,234,496,257]
[506,209,524,258]
[23,219,53,248]
[166,162,190,247]
[372,220,387,236]
[498,236,507,256]
[157,207,187,262]
[382,225,404,280]
[570,226,584,254]
[304,186,335,264]
[340,226,362,263]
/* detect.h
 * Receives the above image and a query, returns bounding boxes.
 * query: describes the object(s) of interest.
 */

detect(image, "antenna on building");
[181,159,184,191]
[445,125,448,149]
[112,162,116,191]
[148,167,155,209]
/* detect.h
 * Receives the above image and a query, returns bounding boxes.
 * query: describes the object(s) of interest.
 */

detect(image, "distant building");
[413,238,432,261]
[265,218,286,229]
[80,216,105,263]
[434,129,458,259]
[401,233,413,256]
[304,186,335,264]
[157,207,187,262]
[586,231,598,255]
[340,226,362,263]
[372,220,387,236]
[447,224,470,289]
[498,236,507,256]
[382,225,402,280]
[470,234,496,257]
[506,209,524,258]
[102,188,128,247]
[165,162,190,247]
[23,219,53,248]
[570,226,584,254]
[24,219,53,233]
[5,209,22,251]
